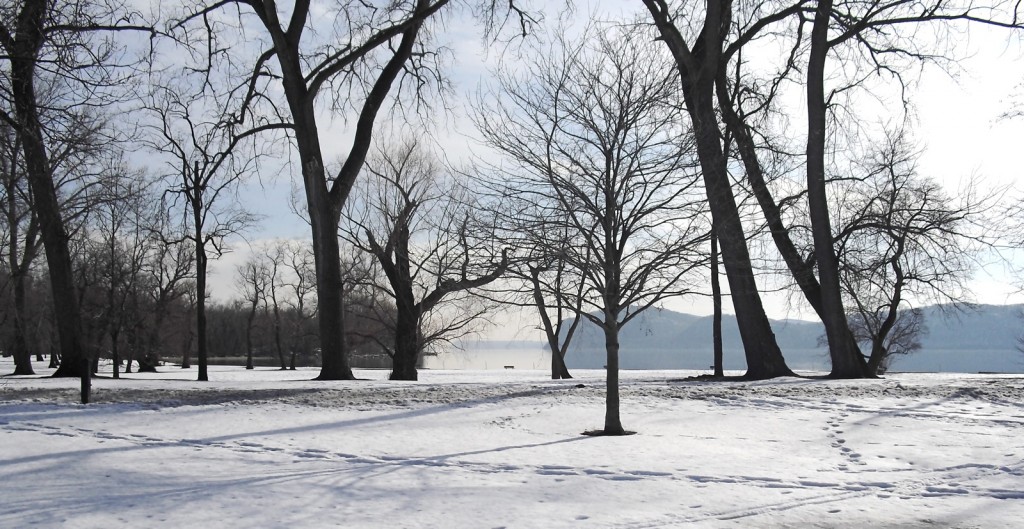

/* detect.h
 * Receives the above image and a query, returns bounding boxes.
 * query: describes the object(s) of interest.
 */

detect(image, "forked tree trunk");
[550,344,572,380]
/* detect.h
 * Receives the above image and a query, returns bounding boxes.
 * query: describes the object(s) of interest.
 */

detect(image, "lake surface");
[429,342,1023,374]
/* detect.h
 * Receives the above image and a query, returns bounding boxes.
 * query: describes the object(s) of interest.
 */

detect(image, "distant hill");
[560,304,1024,373]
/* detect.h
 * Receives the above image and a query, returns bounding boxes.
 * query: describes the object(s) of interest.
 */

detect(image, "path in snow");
[2,362,1023,528]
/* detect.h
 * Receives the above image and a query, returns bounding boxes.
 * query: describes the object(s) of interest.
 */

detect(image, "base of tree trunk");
[389,370,418,381]
[52,362,87,378]
[828,369,877,380]
[742,365,795,381]
[582,429,637,437]
[11,366,36,376]
[80,373,91,404]
[314,370,356,381]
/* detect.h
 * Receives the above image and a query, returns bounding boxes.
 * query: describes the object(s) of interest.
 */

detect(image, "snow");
[2,358,1023,528]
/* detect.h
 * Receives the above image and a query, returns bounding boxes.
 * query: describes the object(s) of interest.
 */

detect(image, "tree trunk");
[711,231,724,377]
[531,269,572,380]
[111,329,120,379]
[195,240,209,381]
[10,273,34,375]
[245,307,255,370]
[9,7,88,383]
[643,0,791,380]
[602,316,624,435]
[181,323,192,369]
[719,80,867,376]
[79,356,91,404]
[273,305,286,370]
[689,97,791,380]
[309,200,354,380]
[551,344,572,380]
[807,0,870,379]
[390,309,420,381]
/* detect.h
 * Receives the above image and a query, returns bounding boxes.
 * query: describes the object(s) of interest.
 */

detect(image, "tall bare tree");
[641,1,795,379]
[0,0,151,401]
[476,25,708,435]
[236,255,269,370]
[92,166,151,379]
[279,239,316,370]
[343,137,508,381]
[830,130,994,374]
[172,0,541,380]
[142,80,260,381]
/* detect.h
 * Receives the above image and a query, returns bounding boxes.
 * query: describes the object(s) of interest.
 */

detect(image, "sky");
[204,4,1024,338]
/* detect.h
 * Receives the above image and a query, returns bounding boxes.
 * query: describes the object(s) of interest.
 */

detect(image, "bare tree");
[343,137,508,381]
[137,198,195,371]
[171,0,542,380]
[830,130,993,375]
[278,240,317,370]
[797,0,1022,376]
[521,238,585,380]
[142,78,260,381]
[475,25,708,435]
[0,0,153,402]
[641,1,795,379]
[236,255,269,370]
[91,165,151,379]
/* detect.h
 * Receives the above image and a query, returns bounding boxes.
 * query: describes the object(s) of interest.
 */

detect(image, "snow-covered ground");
[2,359,1023,528]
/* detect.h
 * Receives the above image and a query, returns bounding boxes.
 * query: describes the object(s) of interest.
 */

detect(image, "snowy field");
[2,358,1023,528]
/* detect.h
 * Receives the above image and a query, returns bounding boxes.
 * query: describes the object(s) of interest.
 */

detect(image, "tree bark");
[244,303,256,370]
[717,77,866,369]
[7,1,88,386]
[272,302,286,370]
[390,307,420,381]
[530,267,573,379]
[110,329,120,379]
[690,98,791,379]
[807,0,870,379]
[711,231,724,377]
[10,271,34,375]
[602,316,624,435]
[643,0,791,380]
[195,233,209,381]
[309,204,354,380]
